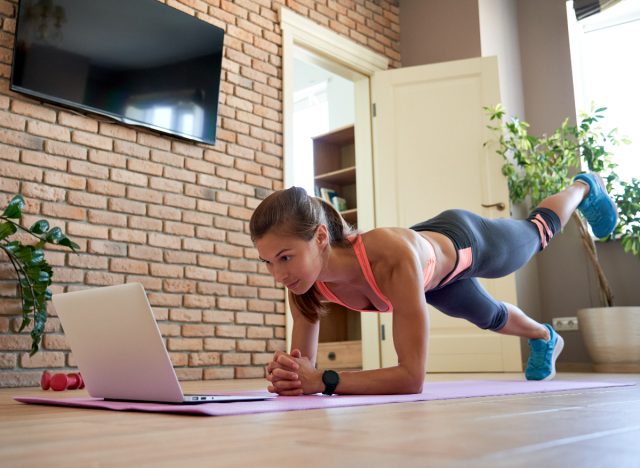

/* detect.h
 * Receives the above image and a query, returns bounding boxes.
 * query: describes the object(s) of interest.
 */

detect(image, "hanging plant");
[0,195,79,355]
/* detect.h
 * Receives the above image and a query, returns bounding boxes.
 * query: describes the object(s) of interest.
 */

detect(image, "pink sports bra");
[314,235,436,313]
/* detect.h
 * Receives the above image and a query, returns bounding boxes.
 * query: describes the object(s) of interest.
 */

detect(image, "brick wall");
[0,0,400,388]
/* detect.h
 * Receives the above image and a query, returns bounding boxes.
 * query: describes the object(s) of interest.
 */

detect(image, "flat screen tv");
[11,0,224,145]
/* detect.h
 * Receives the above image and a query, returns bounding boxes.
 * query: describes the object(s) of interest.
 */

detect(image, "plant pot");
[577,307,640,372]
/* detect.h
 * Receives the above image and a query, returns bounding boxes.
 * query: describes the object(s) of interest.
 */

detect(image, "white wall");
[517,0,578,133]
[478,0,525,119]
[399,0,481,67]
[327,77,355,130]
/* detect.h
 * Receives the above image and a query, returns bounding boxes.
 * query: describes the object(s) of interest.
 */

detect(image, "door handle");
[481,202,506,211]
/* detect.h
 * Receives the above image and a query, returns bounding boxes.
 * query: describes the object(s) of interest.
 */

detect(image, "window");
[575,1,640,180]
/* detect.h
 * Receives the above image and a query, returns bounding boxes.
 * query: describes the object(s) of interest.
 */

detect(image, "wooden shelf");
[313,124,354,145]
[340,208,357,225]
[314,166,356,185]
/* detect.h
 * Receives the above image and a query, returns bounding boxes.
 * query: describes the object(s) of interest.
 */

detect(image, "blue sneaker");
[574,173,618,238]
[525,324,564,381]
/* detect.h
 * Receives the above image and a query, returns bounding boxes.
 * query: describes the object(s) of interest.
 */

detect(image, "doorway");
[292,49,363,369]
[280,7,388,370]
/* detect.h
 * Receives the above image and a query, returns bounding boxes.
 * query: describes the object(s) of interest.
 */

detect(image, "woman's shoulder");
[360,228,425,289]
[360,228,418,260]
[361,226,414,241]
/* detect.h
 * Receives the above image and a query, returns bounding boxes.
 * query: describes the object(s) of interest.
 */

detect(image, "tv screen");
[11,0,224,145]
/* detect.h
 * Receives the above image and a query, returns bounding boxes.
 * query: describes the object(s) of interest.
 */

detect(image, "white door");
[372,56,522,372]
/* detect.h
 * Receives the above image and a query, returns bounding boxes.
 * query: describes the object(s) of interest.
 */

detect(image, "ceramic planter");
[577,306,640,372]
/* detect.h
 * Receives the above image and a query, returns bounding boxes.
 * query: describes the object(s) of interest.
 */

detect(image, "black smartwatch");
[322,370,340,395]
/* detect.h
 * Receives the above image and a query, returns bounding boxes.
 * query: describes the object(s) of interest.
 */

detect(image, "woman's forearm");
[315,365,425,395]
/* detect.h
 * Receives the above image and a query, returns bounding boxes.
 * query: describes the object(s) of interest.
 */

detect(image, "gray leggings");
[410,208,560,331]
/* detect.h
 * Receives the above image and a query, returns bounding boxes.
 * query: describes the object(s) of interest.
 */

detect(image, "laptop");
[52,283,276,404]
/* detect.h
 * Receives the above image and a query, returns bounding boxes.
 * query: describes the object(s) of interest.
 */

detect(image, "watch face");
[323,370,339,386]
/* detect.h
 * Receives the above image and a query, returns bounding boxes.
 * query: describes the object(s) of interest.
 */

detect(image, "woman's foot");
[525,324,564,381]
[573,173,618,238]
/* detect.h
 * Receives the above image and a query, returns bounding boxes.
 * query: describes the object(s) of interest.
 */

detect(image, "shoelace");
[528,340,550,369]
[583,203,605,223]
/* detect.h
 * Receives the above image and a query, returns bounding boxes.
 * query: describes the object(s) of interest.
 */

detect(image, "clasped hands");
[265,349,322,396]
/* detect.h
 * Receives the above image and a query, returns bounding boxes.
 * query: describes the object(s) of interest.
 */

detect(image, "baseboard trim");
[555,362,594,372]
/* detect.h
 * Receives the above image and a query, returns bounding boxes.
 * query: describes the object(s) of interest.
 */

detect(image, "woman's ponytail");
[314,197,353,247]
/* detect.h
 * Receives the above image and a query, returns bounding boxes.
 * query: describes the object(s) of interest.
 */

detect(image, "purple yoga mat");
[15,380,633,417]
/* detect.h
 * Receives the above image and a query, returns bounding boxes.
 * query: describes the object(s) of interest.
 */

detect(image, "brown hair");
[250,186,355,322]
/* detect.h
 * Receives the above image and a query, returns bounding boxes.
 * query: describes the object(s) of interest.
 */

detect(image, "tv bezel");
[10,0,224,145]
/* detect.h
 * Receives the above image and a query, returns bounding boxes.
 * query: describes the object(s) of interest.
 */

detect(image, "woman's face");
[255,226,327,294]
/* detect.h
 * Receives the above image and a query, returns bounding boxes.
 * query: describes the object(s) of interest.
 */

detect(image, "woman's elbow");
[408,378,424,394]
[397,363,425,393]
[401,372,424,394]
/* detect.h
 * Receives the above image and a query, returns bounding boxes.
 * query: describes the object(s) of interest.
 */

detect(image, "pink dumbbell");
[40,371,85,391]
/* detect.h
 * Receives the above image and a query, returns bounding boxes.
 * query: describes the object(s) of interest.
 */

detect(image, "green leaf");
[58,236,80,252]
[18,317,31,333]
[29,339,40,357]
[41,263,53,277]
[36,270,51,284]
[21,299,34,314]
[45,227,63,244]
[29,220,50,235]
[2,195,25,219]
[0,221,17,241]
[3,240,20,253]
[28,249,45,266]
[14,245,33,263]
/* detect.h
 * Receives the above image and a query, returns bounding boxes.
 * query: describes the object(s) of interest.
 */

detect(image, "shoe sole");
[540,334,564,381]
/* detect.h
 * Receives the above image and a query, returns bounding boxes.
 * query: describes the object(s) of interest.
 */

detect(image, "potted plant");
[485,104,640,372]
[0,195,79,356]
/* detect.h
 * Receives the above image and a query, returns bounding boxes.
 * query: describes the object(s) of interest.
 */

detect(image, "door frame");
[279,7,388,369]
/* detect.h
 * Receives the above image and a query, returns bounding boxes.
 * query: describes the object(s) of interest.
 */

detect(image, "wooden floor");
[1,373,639,467]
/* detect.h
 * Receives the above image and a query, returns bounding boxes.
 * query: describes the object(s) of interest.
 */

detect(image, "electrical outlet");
[552,316,579,331]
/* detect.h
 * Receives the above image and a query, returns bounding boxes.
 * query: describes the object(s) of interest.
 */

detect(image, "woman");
[250,173,617,396]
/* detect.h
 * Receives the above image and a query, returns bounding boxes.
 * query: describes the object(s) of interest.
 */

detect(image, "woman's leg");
[426,282,563,381]
[424,180,603,380]
[467,181,589,280]
[536,180,589,228]
[425,279,547,340]
[497,303,548,340]
[467,179,600,336]
[540,173,617,239]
